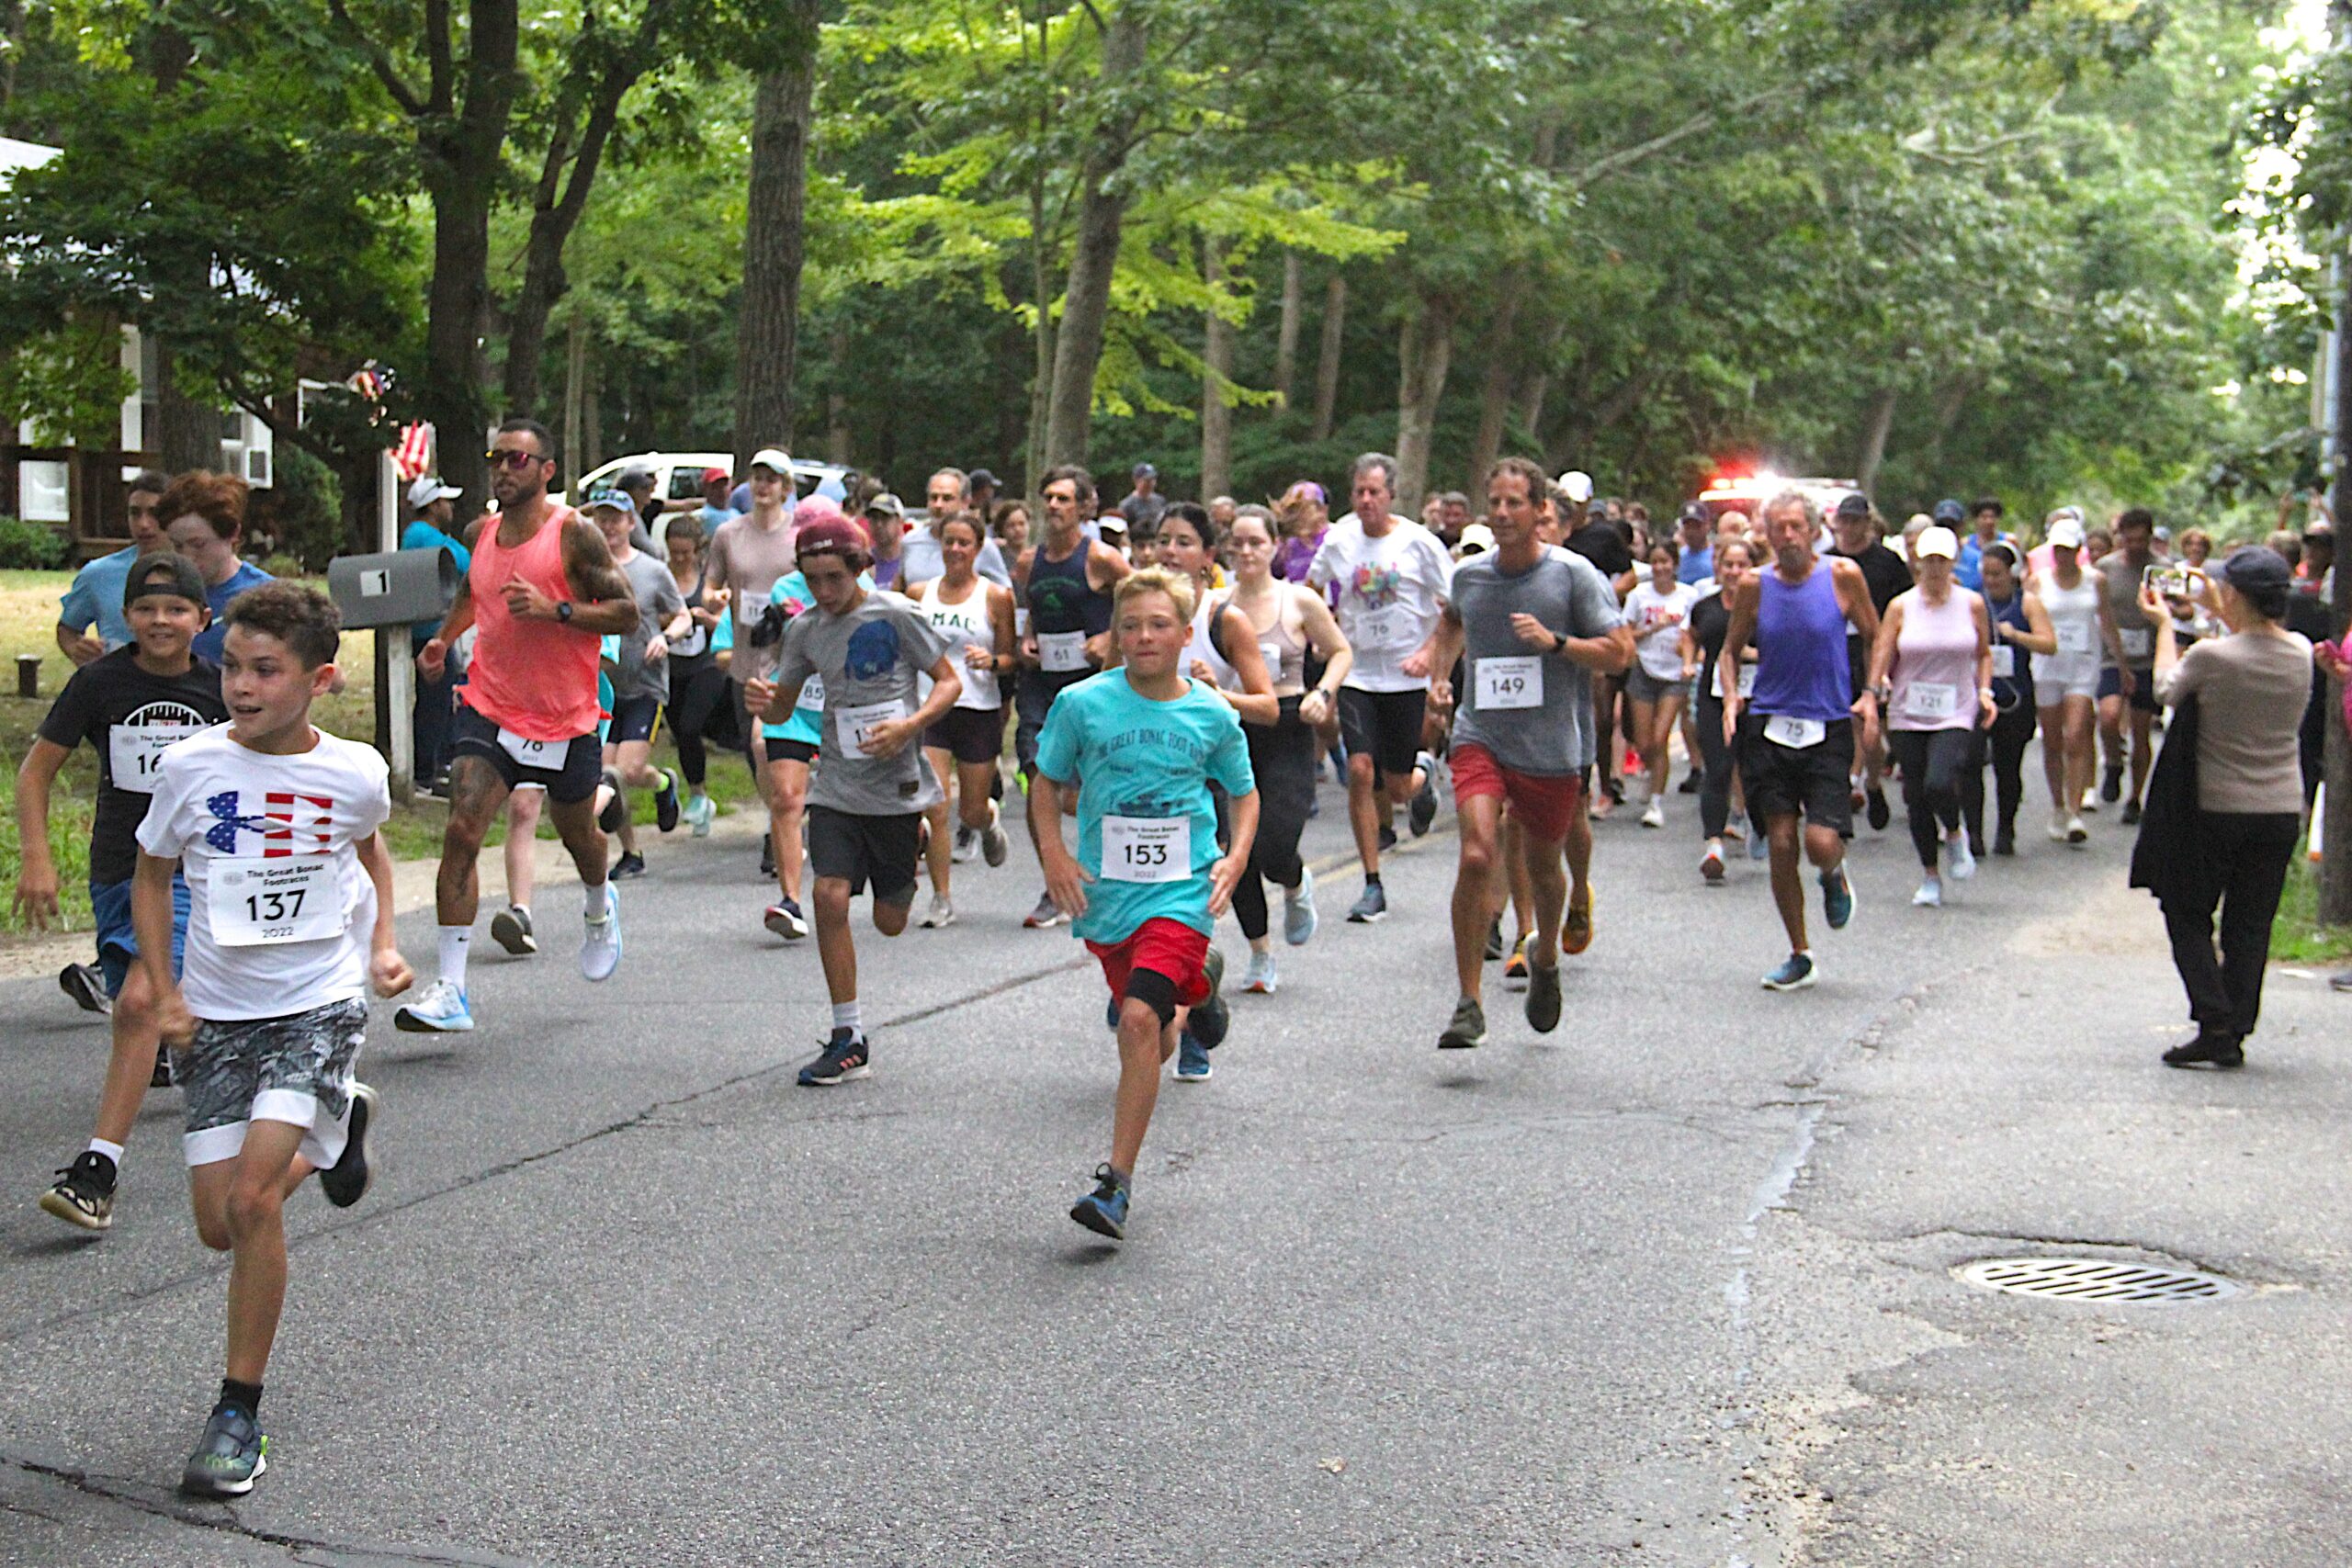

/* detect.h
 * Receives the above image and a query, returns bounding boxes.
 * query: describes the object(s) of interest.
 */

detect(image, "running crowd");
[17,432,2347,1500]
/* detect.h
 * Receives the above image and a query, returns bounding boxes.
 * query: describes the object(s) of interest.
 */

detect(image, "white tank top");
[914,578,1001,710]
[2036,570,2101,667]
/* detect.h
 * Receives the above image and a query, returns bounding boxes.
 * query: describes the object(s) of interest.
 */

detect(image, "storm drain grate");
[1958,1257,2241,1304]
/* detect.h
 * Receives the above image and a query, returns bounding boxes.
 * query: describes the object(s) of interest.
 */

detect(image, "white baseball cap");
[406,477,460,510]
[750,447,793,475]
[1916,525,1959,560]
[2047,517,2086,549]
[1556,470,1595,504]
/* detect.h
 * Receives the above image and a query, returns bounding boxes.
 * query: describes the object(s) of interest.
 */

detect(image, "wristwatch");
[555,601,574,624]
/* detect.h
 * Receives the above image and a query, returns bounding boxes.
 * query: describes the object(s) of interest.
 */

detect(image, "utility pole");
[2326,0,2352,925]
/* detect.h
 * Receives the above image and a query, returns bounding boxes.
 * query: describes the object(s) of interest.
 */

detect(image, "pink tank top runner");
[1889,587,1980,731]
[459,505,604,742]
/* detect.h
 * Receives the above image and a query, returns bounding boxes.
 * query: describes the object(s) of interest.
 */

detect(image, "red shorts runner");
[1449,740,1585,843]
[1086,917,1212,1008]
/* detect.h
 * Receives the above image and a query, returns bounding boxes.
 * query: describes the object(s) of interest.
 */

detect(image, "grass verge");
[2271,854,2352,967]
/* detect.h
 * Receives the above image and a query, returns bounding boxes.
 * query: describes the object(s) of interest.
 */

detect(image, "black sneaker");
[1994,829,2016,857]
[1408,752,1440,837]
[318,1084,379,1208]
[39,1150,116,1232]
[59,962,112,1016]
[2101,763,2123,804]
[181,1404,266,1498]
[1864,787,1890,832]
[1484,917,1504,963]
[1190,948,1229,1050]
[1678,768,1701,795]
[609,851,647,881]
[654,769,681,833]
[1377,822,1397,852]
[1526,960,1562,1034]
[2161,1032,2244,1070]
[797,1030,871,1086]
[2120,799,2143,826]
[759,837,777,879]
[1437,996,1487,1050]
[596,770,627,833]
[151,1046,172,1089]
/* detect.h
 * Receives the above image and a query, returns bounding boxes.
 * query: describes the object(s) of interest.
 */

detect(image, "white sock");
[584,880,608,916]
[832,999,862,1037]
[511,902,531,921]
[438,925,470,989]
[88,1138,124,1167]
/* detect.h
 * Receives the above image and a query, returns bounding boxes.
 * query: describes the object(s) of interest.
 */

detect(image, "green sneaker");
[181,1404,267,1497]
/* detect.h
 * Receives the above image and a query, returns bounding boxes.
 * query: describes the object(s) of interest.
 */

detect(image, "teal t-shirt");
[757,569,874,747]
[1032,670,1255,944]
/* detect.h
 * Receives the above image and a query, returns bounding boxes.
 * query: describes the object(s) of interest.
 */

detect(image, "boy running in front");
[1033,567,1258,1240]
[132,583,413,1497]
[18,553,229,1230]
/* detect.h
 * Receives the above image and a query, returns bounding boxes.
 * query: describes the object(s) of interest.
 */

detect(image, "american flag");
[202,790,334,855]
[392,422,434,482]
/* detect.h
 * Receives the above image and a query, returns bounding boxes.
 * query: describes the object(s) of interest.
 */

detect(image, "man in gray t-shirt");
[1425,458,1635,1054]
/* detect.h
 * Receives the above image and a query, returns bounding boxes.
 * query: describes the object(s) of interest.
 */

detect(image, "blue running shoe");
[1105,993,1122,1031]
[1283,865,1318,946]
[1347,882,1387,923]
[1175,1032,1212,1082]
[1819,863,1855,931]
[1069,1165,1130,1239]
[181,1404,266,1498]
[1761,953,1817,992]
[393,978,473,1032]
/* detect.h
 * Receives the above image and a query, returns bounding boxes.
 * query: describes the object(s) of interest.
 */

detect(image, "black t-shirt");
[1832,542,1912,625]
[1690,591,1733,694]
[37,647,227,883]
[1565,521,1633,580]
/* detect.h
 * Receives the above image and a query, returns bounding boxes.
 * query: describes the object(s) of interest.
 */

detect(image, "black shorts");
[450,702,603,805]
[1016,668,1090,776]
[1735,713,1856,834]
[1339,687,1426,782]
[2097,665,2159,714]
[763,736,818,766]
[806,805,922,905]
[609,694,661,745]
[926,705,1005,766]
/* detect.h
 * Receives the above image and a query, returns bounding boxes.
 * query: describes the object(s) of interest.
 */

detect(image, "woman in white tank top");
[909,514,1019,927]
[2028,515,2101,841]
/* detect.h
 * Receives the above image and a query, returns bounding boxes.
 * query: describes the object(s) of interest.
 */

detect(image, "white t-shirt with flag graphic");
[136,726,391,1021]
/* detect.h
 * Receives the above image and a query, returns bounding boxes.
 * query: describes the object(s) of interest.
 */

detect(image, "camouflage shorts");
[180,997,367,1169]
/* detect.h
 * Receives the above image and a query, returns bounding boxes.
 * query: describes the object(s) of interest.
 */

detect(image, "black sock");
[1365,873,1382,888]
[217,1378,263,1416]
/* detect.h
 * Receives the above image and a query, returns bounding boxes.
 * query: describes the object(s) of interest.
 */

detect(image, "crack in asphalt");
[2,1453,549,1565]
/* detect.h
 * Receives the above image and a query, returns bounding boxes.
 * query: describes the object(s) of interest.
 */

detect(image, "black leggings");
[1889,728,1980,870]
[1231,697,1317,942]
[1693,690,1736,839]
[1962,701,2036,844]
[663,655,735,788]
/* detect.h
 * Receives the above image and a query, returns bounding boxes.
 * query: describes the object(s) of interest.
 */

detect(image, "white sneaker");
[1640,797,1665,829]
[1945,833,1975,882]
[1913,877,1943,908]
[980,800,1010,868]
[685,794,716,838]
[2081,787,2099,814]
[951,827,978,864]
[1242,950,1278,994]
[580,884,622,981]
[2049,809,2070,842]
[392,977,474,1032]
[920,894,956,929]
[2066,815,2089,845]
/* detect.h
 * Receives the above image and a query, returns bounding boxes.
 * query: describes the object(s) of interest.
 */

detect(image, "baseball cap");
[1556,470,1595,504]
[701,466,731,487]
[406,477,460,511]
[1931,498,1966,525]
[967,468,1000,491]
[616,465,655,490]
[1679,502,1711,525]
[794,513,870,561]
[1455,524,1497,557]
[865,492,905,520]
[1096,513,1129,537]
[1834,493,1872,521]
[123,550,208,610]
[1916,525,1959,560]
[2222,544,2293,595]
[750,447,792,476]
[1132,462,1158,479]
[582,486,633,515]
[2046,516,2086,549]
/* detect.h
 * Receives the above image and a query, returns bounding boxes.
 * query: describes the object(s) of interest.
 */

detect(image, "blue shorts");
[89,874,190,996]
[2096,665,2158,715]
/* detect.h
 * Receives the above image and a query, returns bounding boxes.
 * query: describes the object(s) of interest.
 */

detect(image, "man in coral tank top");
[399,418,644,1033]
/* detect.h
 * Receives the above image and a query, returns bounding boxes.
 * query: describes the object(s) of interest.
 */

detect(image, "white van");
[566,451,852,511]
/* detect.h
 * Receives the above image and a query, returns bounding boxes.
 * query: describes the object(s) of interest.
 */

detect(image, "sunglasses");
[484,448,544,471]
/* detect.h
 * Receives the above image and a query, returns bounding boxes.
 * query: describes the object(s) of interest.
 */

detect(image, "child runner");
[742,515,963,1085]
[132,582,413,1497]
[19,554,229,1230]
[1033,567,1259,1240]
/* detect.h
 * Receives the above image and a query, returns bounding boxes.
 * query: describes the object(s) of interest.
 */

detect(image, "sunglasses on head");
[484,448,543,471]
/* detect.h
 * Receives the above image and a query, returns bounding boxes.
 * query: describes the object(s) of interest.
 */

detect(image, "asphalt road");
[3,759,2346,1565]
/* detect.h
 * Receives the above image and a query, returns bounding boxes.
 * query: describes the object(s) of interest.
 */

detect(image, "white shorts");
[2031,653,2099,702]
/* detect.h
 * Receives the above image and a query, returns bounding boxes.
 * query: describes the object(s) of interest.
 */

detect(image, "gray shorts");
[1623,663,1684,704]
[180,997,367,1169]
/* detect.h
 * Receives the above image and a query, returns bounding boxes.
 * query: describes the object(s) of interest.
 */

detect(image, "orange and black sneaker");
[1562,885,1595,955]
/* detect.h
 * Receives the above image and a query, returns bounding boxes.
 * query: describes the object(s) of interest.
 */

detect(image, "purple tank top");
[1751,562,1852,723]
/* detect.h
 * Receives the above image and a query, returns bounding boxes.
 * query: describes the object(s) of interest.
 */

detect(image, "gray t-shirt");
[900,526,1012,591]
[1448,548,1623,777]
[612,549,686,703]
[775,590,951,815]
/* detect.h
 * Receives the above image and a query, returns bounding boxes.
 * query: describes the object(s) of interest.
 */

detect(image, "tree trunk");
[825,323,853,465]
[1393,289,1453,515]
[2323,220,2352,925]
[1516,367,1548,441]
[733,22,819,471]
[1923,375,1973,473]
[1200,240,1234,502]
[1309,274,1345,443]
[152,335,219,472]
[581,346,602,477]
[503,64,637,417]
[1854,385,1898,497]
[1273,251,1303,411]
[1043,10,1148,473]
[561,317,588,479]
[1464,272,1524,493]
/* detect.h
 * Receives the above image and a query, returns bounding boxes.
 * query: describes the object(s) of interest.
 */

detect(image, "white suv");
[567,451,852,509]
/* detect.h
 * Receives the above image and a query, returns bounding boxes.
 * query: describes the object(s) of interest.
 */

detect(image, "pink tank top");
[1889,587,1980,732]
[459,506,604,741]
